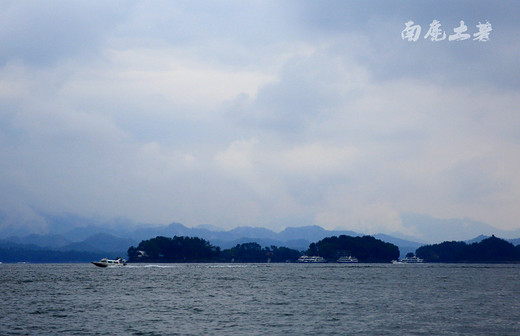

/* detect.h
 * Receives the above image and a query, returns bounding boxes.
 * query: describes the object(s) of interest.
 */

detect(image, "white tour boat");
[392,255,424,264]
[337,255,359,263]
[297,255,327,263]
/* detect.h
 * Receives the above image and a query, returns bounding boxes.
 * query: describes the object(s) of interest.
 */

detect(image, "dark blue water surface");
[1,263,519,335]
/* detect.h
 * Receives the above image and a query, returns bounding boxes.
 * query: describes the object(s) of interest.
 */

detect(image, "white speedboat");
[337,255,358,263]
[297,255,327,263]
[92,257,127,267]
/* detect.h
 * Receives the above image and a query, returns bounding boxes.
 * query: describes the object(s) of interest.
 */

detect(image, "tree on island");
[220,242,302,262]
[307,235,399,262]
[128,236,220,262]
[128,236,303,263]
[265,245,302,262]
[416,236,520,263]
[221,242,266,262]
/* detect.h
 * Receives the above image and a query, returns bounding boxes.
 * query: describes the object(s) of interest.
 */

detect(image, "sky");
[1,1,520,236]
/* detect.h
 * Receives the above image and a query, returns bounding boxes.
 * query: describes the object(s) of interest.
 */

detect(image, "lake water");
[1,263,519,335]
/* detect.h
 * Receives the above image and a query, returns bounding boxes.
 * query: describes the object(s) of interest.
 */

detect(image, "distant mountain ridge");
[3,209,520,243]
[0,222,436,259]
[57,233,136,254]
[400,213,520,242]
[2,211,520,262]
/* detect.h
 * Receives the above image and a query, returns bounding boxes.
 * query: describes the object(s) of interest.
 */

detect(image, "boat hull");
[92,261,109,268]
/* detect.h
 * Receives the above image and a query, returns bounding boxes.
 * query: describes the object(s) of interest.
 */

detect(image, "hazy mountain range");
[0,223,424,258]
[397,213,520,243]
[1,211,519,260]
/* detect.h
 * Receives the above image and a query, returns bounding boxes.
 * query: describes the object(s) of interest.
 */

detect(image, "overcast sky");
[1,1,519,235]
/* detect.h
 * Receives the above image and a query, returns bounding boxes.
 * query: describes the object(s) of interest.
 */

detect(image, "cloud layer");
[1,1,519,235]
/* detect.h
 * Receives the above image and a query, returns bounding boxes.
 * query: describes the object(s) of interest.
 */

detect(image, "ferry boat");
[92,257,127,267]
[337,255,358,263]
[297,255,327,263]
[392,255,424,264]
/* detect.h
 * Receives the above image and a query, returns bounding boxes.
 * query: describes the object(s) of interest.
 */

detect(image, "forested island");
[307,235,399,262]
[3,232,520,263]
[416,236,520,263]
[127,236,304,262]
[128,235,520,263]
[127,234,399,263]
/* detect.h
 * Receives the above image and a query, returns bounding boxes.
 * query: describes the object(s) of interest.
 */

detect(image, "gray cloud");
[291,1,520,88]
[1,1,519,237]
[0,1,127,66]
